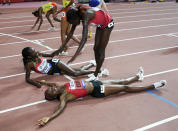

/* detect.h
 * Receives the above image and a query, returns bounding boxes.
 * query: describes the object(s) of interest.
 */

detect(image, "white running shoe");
[48,27,56,31]
[58,51,68,56]
[137,66,144,81]
[98,68,110,77]
[89,60,96,66]
[154,80,167,89]
[85,74,98,81]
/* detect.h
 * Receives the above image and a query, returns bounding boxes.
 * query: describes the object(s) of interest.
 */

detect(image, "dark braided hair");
[32,10,39,17]
[66,8,80,23]
[22,47,33,67]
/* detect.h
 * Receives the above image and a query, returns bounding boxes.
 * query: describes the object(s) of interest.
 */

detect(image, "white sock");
[85,74,98,81]
[58,51,68,55]
[137,67,144,81]
[154,80,167,89]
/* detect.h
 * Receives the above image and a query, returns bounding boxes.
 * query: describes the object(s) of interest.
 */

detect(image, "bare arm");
[37,8,43,31]
[25,63,41,88]
[38,80,58,87]
[38,93,68,126]
[57,24,77,53]
[32,17,40,29]
[100,0,109,14]
[67,10,95,63]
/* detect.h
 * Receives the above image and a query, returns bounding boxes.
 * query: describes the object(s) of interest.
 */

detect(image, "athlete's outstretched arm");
[37,80,58,87]
[58,25,77,53]
[38,93,68,126]
[67,11,95,63]
[25,64,41,88]
[37,9,43,31]
[32,17,40,29]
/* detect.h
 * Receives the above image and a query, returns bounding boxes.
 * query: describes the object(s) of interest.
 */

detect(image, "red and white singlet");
[65,80,87,98]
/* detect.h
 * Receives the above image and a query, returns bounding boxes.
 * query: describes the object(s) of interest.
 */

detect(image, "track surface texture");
[0,1,178,131]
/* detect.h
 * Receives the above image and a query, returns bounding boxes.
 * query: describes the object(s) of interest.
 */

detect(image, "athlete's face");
[45,87,60,100]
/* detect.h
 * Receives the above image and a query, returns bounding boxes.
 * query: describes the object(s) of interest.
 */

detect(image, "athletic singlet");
[33,56,52,74]
[65,80,87,98]
[42,2,57,14]
[62,0,71,8]
[89,7,112,29]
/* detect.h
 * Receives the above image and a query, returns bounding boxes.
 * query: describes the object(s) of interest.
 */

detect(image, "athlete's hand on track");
[38,117,50,126]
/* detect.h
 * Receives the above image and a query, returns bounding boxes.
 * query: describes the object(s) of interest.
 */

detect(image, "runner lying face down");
[37,67,167,126]
[32,2,61,31]
[57,4,114,80]
[22,47,96,88]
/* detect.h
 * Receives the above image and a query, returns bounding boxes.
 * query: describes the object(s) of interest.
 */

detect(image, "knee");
[124,85,130,92]
[71,71,79,77]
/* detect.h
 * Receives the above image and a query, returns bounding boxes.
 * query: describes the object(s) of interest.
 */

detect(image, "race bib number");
[108,21,114,28]
[100,85,105,93]
[62,11,66,17]
[69,80,85,90]
[52,59,59,63]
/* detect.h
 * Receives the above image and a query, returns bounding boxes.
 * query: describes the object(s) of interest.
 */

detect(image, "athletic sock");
[137,66,144,81]
[154,80,167,89]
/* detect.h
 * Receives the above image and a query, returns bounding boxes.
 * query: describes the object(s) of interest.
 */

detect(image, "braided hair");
[32,10,39,17]
[22,47,33,67]
[66,8,80,23]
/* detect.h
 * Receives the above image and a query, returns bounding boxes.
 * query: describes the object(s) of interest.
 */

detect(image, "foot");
[154,80,167,89]
[89,60,96,66]
[48,27,56,31]
[58,51,68,56]
[137,67,144,81]
[85,74,98,81]
[98,68,110,77]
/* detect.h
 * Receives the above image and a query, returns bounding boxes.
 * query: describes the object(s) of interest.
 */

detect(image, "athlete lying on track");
[57,4,114,81]
[22,47,96,88]
[37,67,167,126]
[32,2,61,31]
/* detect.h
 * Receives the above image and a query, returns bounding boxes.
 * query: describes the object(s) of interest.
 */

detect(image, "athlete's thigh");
[98,27,113,49]
[94,27,103,49]
[57,61,76,74]
[104,84,125,96]
[101,79,123,84]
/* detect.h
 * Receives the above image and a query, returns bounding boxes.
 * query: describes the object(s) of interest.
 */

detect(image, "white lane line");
[144,68,178,78]
[0,15,34,20]
[0,29,178,60]
[1,8,178,25]
[0,5,177,20]
[1,15,178,37]
[108,5,178,12]
[118,23,178,32]
[0,100,47,114]
[0,11,178,31]
[0,19,35,24]
[111,8,178,15]
[119,17,178,24]
[134,115,178,131]
[1,45,178,80]
[0,31,169,60]
[1,67,178,114]
[0,33,52,50]
[1,17,178,47]
[116,12,178,19]
[0,22,52,30]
